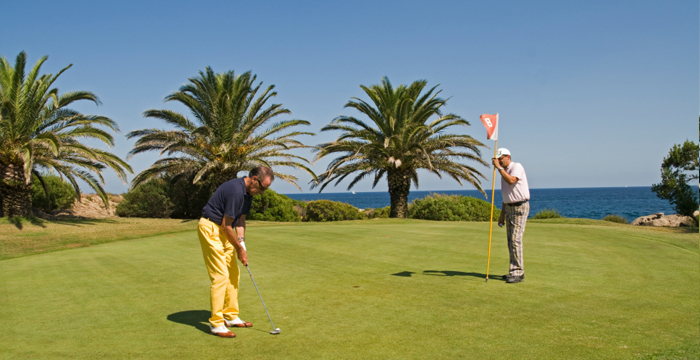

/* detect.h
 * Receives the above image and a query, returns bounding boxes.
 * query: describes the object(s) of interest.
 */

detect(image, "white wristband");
[239,241,247,251]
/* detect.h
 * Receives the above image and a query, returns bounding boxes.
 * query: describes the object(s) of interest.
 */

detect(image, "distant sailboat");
[352,191,356,194]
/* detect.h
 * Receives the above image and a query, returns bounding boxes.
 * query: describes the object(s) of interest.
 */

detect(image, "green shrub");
[166,174,213,219]
[651,140,699,217]
[290,199,307,219]
[408,194,499,221]
[366,206,391,218]
[31,174,77,211]
[531,208,563,219]
[248,190,300,222]
[116,179,174,218]
[602,214,628,224]
[303,200,365,222]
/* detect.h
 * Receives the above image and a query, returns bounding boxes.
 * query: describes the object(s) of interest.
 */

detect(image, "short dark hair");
[249,166,274,182]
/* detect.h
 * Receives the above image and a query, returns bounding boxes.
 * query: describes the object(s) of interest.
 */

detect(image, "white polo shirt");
[501,162,530,204]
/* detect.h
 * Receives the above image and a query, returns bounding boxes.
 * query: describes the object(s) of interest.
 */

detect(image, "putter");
[245,264,281,335]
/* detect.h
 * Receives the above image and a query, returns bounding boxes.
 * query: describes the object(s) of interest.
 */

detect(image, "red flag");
[480,114,498,140]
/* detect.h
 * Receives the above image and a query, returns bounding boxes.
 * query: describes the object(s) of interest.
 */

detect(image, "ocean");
[285,186,699,222]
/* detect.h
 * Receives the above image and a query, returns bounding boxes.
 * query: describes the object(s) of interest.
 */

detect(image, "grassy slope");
[0,217,197,260]
[0,219,697,359]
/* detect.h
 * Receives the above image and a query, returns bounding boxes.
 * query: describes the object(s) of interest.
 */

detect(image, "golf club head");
[270,328,281,335]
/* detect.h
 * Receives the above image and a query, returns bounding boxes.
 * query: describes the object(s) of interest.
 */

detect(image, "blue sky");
[2,0,697,194]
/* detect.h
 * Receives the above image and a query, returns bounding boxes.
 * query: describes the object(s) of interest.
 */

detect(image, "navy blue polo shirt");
[201,178,252,226]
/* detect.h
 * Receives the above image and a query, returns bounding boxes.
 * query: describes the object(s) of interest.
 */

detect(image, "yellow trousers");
[197,217,241,328]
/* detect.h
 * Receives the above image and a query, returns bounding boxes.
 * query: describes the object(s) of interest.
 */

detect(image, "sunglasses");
[254,177,269,191]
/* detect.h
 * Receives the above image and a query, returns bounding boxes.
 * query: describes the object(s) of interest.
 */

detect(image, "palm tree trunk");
[388,169,411,218]
[0,163,33,217]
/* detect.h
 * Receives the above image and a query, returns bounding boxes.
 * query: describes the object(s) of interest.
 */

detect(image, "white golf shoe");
[225,317,253,328]
[209,324,236,338]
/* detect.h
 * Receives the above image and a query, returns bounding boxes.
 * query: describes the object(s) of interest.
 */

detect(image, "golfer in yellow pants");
[198,166,274,337]
[198,217,242,328]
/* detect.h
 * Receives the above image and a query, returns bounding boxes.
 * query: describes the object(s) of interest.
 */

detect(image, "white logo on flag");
[484,118,493,127]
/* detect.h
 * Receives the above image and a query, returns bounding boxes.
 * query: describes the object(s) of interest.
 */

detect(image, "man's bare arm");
[491,158,519,185]
[498,203,506,226]
[497,168,519,185]
[235,214,246,248]
[222,215,248,265]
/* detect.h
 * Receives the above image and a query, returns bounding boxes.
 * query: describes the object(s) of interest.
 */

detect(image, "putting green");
[0,219,697,359]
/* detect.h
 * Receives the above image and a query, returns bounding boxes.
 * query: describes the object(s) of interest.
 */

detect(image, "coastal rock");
[631,213,697,227]
[630,213,663,226]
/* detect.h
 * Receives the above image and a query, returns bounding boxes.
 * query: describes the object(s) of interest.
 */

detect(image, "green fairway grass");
[0,219,697,359]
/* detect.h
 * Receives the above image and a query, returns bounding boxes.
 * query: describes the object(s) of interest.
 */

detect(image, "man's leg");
[222,238,241,322]
[197,218,231,328]
[506,203,529,277]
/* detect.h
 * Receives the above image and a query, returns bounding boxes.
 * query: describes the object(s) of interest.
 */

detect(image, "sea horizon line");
[282,185,665,195]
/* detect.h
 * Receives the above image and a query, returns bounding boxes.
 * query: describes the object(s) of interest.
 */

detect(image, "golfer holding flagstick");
[198,166,274,337]
[492,148,530,283]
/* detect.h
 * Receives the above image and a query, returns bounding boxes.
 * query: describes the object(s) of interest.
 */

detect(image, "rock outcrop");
[631,212,697,227]
[33,194,123,219]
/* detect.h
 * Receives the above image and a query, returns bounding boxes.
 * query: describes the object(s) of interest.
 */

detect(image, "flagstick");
[486,140,497,282]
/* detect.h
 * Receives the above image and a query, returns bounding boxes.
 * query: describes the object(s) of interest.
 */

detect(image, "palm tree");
[0,51,132,217]
[127,67,315,193]
[312,77,488,218]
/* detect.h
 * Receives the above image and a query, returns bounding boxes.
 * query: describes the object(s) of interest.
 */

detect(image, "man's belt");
[506,199,529,207]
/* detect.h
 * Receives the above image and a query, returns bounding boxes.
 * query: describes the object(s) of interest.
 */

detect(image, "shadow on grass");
[49,217,118,227]
[671,227,700,234]
[391,270,507,281]
[4,216,47,230]
[167,310,211,334]
[424,270,507,281]
[1,216,120,229]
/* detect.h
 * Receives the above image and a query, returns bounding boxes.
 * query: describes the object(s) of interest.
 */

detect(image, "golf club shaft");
[245,264,276,329]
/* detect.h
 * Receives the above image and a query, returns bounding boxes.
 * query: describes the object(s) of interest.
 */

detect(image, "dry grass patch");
[0,217,197,260]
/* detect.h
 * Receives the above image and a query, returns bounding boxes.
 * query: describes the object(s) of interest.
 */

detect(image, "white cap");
[496,148,511,158]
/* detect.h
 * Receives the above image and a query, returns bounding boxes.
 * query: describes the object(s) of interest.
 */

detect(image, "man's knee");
[211,271,230,286]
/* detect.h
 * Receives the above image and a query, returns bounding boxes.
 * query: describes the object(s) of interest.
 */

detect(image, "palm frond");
[128,67,314,190]
[0,51,132,214]
[314,76,488,199]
